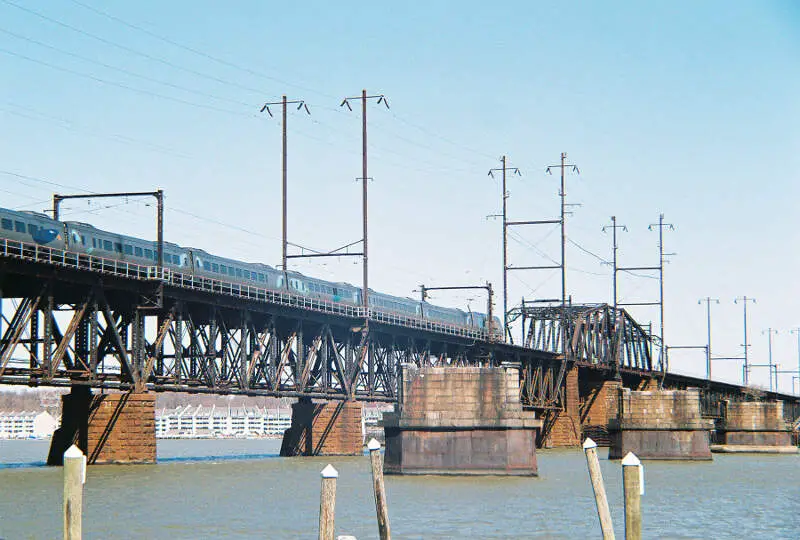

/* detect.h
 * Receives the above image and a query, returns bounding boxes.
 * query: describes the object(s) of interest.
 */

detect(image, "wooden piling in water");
[583,437,615,540]
[319,464,338,540]
[63,444,85,540]
[622,452,642,540]
[367,438,391,540]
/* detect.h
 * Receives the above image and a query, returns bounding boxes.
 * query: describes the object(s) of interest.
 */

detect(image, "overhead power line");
[0,46,251,116]
[0,27,256,108]
[1,0,268,96]
[67,0,333,100]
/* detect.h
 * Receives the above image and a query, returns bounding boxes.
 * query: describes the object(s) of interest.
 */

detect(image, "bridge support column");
[609,388,713,460]
[580,377,622,446]
[280,398,364,456]
[711,401,797,454]
[47,386,156,465]
[542,366,581,448]
[382,364,541,475]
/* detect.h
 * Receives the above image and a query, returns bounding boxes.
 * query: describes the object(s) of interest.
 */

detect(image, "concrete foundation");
[48,387,156,465]
[280,399,363,456]
[382,365,541,476]
[609,388,713,460]
[711,401,797,454]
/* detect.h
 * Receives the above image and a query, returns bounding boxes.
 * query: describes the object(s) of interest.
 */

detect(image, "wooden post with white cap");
[622,452,642,540]
[63,444,85,540]
[583,437,615,540]
[319,464,338,540]
[367,438,391,539]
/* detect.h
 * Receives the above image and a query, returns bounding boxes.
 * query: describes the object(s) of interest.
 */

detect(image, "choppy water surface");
[1,439,798,539]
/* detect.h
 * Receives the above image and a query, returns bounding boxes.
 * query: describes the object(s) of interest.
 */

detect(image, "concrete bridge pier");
[609,388,714,460]
[381,364,541,475]
[711,400,798,454]
[47,386,156,465]
[279,398,364,456]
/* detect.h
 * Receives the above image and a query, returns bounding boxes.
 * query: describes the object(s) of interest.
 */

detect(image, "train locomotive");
[0,206,502,336]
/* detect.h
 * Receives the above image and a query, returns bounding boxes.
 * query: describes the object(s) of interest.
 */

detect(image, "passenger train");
[0,206,501,336]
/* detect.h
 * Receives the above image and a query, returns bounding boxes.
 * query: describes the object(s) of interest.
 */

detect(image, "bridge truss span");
[511,303,661,373]
[0,242,561,407]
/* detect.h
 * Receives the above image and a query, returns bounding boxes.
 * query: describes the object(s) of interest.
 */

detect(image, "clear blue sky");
[1,1,799,389]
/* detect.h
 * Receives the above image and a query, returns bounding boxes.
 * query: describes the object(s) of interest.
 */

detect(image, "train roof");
[20,210,52,219]
[189,247,274,271]
[0,207,58,222]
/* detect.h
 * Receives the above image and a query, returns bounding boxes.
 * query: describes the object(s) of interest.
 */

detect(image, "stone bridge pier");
[280,398,364,456]
[48,386,156,465]
[712,400,798,454]
[381,364,541,475]
[608,388,714,460]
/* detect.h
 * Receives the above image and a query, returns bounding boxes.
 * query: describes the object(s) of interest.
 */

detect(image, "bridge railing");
[1,238,487,341]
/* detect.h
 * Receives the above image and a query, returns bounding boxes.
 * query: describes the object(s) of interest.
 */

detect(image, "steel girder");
[0,280,562,406]
[522,304,658,372]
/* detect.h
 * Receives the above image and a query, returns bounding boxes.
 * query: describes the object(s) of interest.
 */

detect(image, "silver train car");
[0,206,502,335]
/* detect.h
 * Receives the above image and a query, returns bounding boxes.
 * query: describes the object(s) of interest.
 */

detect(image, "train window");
[80,235,86,246]
[258,273,265,282]
[243,270,250,279]
[144,248,153,259]
[134,246,143,257]
[220,264,227,274]
[124,245,133,255]
[212,263,219,273]
[1,218,12,230]
[162,254,170,264]
[235,268,243,278]
[27,224,37,235]
[14,221,25,233]
[92,238,97,248]
[114,242,123,253]
[203,261,211,271]
[103,240,112,251]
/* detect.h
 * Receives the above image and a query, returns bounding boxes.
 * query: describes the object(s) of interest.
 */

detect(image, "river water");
[0,439,798,539]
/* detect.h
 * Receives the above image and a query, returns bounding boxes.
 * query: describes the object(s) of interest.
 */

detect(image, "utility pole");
[546,153,580,324]
[487,152,577,349]
[341,90,389,310]
[649,214,674,373]
[260,96,310,286]
[762,328,779,392]
[488,157,520,341]
[617,214,673,375]
[791,328,800,395]
[545,153,580,357]
[698,297,719,380]
[734,296,756,385]
[602,216,627,309]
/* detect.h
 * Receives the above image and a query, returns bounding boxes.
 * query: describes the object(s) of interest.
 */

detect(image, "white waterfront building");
[0,410,58,439]
[155,405,293,439]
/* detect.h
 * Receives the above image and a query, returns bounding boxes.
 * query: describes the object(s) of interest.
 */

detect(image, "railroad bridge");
[1,238,798,462]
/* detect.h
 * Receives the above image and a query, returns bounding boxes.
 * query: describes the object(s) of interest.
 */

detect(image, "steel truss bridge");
[0,239,570,408]
[2,239,798,417]
[511,303,661,373]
